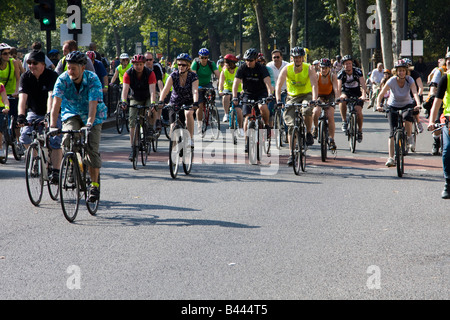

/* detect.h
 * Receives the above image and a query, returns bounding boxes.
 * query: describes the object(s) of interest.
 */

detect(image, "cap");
[27,50,46,63]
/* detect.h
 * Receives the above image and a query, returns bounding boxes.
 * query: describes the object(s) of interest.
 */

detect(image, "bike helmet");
[336,55,342,61]
[223,54,238,62]
[119,53,129,60]
[176,53,192,62]
[445,52,450,60]
[290,46,306,57]
[198,48,210,56]
[394,59,408,68]
[85,51,96,60]
[403,58,412,66]
[383,69,391,74]
[341,55,352,63]
[319,58,332,68]
[0,43,11,51]
[66,51,88,65]
[243,48,258,60]
[131,54,145,63]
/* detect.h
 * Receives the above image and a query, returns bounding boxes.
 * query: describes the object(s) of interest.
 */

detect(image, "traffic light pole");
[46,30,51,53]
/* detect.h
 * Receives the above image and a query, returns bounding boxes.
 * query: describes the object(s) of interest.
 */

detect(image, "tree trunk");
[336,0,352,56]
[290,0,299,51]
[113,26,121,57]
[391,0,404,62]
[355,0,369,77]
[253,0,270,59]
[208,26,221,62]
[376,0,393,69]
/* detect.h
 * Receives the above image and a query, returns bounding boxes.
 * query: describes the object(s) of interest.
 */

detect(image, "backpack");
[194,58,214,73]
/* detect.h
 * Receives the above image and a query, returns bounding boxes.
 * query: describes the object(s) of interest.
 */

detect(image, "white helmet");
[0,43,11,51]
[119,53,129,60]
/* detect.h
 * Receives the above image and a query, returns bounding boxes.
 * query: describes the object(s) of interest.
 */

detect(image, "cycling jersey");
[169,70,198,106]
[191,60,218,86]
[117,63,132,84]
[0,58,16,95]
[337,67,363,97]
[223,68,241,92]
[286,62,312,96]
[235,62,270,96]
[386,76,415,108]
[440,74,450,117]
[318,72,333,96]
[123,67,156,102]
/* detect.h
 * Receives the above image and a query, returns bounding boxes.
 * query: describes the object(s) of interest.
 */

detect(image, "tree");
[390,0,404,62]
[376,0,393,69]
[290,0,299,51]
[252,0,270,59]
[355,0,369,77]
[336,0,352,56]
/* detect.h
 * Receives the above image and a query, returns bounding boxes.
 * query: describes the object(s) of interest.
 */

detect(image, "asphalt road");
[1,102,449,302]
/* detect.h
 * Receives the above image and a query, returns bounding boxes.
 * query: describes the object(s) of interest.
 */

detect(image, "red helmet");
[131,54,145,63]
[85,51,96,60]
[223,54,238,62]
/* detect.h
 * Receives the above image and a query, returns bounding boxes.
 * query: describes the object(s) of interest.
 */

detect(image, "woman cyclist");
[158,53,199,145]
[218,54,244,137]
[109,53,131,85]
[376,59,421,167]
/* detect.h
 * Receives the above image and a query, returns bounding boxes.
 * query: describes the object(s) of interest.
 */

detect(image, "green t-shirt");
[191,60,218,86]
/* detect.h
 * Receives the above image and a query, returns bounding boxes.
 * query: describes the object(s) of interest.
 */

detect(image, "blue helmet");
[198,48,209,56]
[176,53,192,62]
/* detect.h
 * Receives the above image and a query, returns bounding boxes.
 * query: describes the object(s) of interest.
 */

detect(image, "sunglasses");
[272,56,281,59]
[2,51,10,56]
[27,61,40,65]
[146,59,153,61]
[246,59,255,62]
[200,56,208,59]
[178,64,188,67]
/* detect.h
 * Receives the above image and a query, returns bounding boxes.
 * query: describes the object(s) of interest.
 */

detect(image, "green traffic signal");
[42,18,50,25]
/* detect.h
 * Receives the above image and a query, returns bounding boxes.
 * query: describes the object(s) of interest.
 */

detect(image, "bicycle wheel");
[25,144,43,206]
[229,109,238,145]
[299,123,307,172]
[86,170,100,216]
[319,120,328,162]
[291,128,302,175]
[274,110,283,149]
[348,113,357,153]
[247,123,258,165]
[59,153,80,222]
[210,105,220,140]
[140,124,148,167]
[169,130,181,179]
[47,151,59,201]
[132,124,140,170]
[12,140,23,161]
[260,126,271,157]
[395,130,404,177]
[0,132,8,164]
[182,132,193,175]
[410,120,418,152]
[115,102,124,134]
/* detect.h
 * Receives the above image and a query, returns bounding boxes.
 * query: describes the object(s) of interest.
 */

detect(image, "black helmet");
[341,55,352,63]
[319,58,332,68]
[243,48,258,60]
[66,51,88,65]
[290,46,306,57]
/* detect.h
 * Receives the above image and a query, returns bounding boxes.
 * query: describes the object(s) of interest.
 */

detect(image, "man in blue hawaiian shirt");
[50,51,107,202]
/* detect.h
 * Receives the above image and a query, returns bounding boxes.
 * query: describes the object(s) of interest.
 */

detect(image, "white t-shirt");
[386,75,414,107]
[267,60,289,91]
[370,69,384,84]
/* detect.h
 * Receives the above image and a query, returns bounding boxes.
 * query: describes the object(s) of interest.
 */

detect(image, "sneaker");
[88,186,100,202]
[16,142,25,156]
[367,104,373,109]
[306,132,314,146]
[357,132,363,143]
[128,148,135,161]
[408,136,415,152]
[385,157,396,167]
[329,138,336,151]
[417,122,424,133]
[239,128,244,137]
[432,138,440,155]
[442,184,450,199]
[287,155,293,166]
[50,169,60,185]
[341,122,348,133]
[223,114,229,122]
[312,127,318,139]
[155,119,162,131]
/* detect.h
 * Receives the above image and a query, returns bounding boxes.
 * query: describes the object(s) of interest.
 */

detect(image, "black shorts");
[387,105,414,138]
[242,92,268,116]
[169,106,186,125]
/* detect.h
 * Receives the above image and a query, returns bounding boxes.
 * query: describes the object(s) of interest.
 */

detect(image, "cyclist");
[0,43,23,155]
[337,54,367,143]
[333,55,343,74]
[55,40,95,75]
[0,82,9,160]
[16,50,61,183]
[22,42,55,72]
[86,51,108,93]
[427,52,450,198]
[120,54,157,161]
[376,59,421,167]
[158,53,199,143]
[266,49,289,103]
[144,52,164,131]
[218,54,244,137]
[50,51,107,202]
[191,48,220,132]
[404,58,424,134]
[367,63,384,109]
[312,58,339,149]
[232,48,272,152]
[275,46,318,165]
[109,53,132,85]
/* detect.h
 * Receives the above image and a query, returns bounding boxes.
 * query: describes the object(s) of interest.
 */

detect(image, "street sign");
[401,40,423,57]
[150,32,158,47]
[67,0,82,34]
[60,23,91,46]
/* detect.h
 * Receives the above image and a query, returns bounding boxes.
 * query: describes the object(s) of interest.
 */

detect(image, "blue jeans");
[442,125,450,179]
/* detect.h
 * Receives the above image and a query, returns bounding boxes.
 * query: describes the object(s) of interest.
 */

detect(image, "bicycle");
[274,91,288,149]
[148,105,162,152]
[58,127,100,222]
[409,107,422,153]
[246,98,271,165]
[164,104,193,179]
[0,113,10,164]
[223,92,240,145]
[24,117,59,206]
[199,87,220,140]
[285,102,308,175]
[112,84,129,134]
[129,104,152,170]
[316,101,337,162]
[386,105,416,178]
[340,97,364,153]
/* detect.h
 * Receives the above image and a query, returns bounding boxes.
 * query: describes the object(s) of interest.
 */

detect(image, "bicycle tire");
[47,151,59,201]
[395,130,404,177]
[132,124,140,170]
[86,170,100,216]
[274,110,283,149]
[140,124,148,167]
[169,130,181,179]
[115,102,124,134]
[182,132,193,175]
[319,120,328,162]
[292,128,302,175]
[59,153,80,222]
[349,113,357,153]
[229,109,237,145]
[25,144,43,206]
[260,126,271,156]
[411,120,418,152]
[210,105,220,140]
[152,135,159,152]
[0,133,8,164]
[247,122,258,165]
[201,105,209,138]
[300,123,307,172]
[12,140,22,161]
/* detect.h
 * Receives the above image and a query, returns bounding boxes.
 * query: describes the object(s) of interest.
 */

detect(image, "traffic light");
[34,0,56,31]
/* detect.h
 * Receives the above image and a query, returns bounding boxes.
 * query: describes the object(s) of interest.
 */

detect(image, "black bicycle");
[129,104,152,170]
[164,104,193,179]
[316,101,337,162]
[245,98,270,165]
[285,102,308,175]
[340,97,364,153]
[199,87,220,140]
[58,127,100,222]
[113,85,129,134]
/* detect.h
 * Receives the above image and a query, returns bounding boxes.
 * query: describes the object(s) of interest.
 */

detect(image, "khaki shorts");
[283,93,312,134]
[129,98,151,128]
[62,116,102,169]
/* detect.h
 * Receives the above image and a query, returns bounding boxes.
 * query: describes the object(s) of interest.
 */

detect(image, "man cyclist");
[313,58,339,150]
[427,52,450,199]
[50,51,107,202]
[191,48,220,131]
[55,40,95,75]
[17,50,61,184]
[120,54,157,161]
[368,62,384,109]
[110,53,132,85]
[144,52,164,131]
[337,54,367,143]
[275,46,318,166]
[232,48,272,152]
